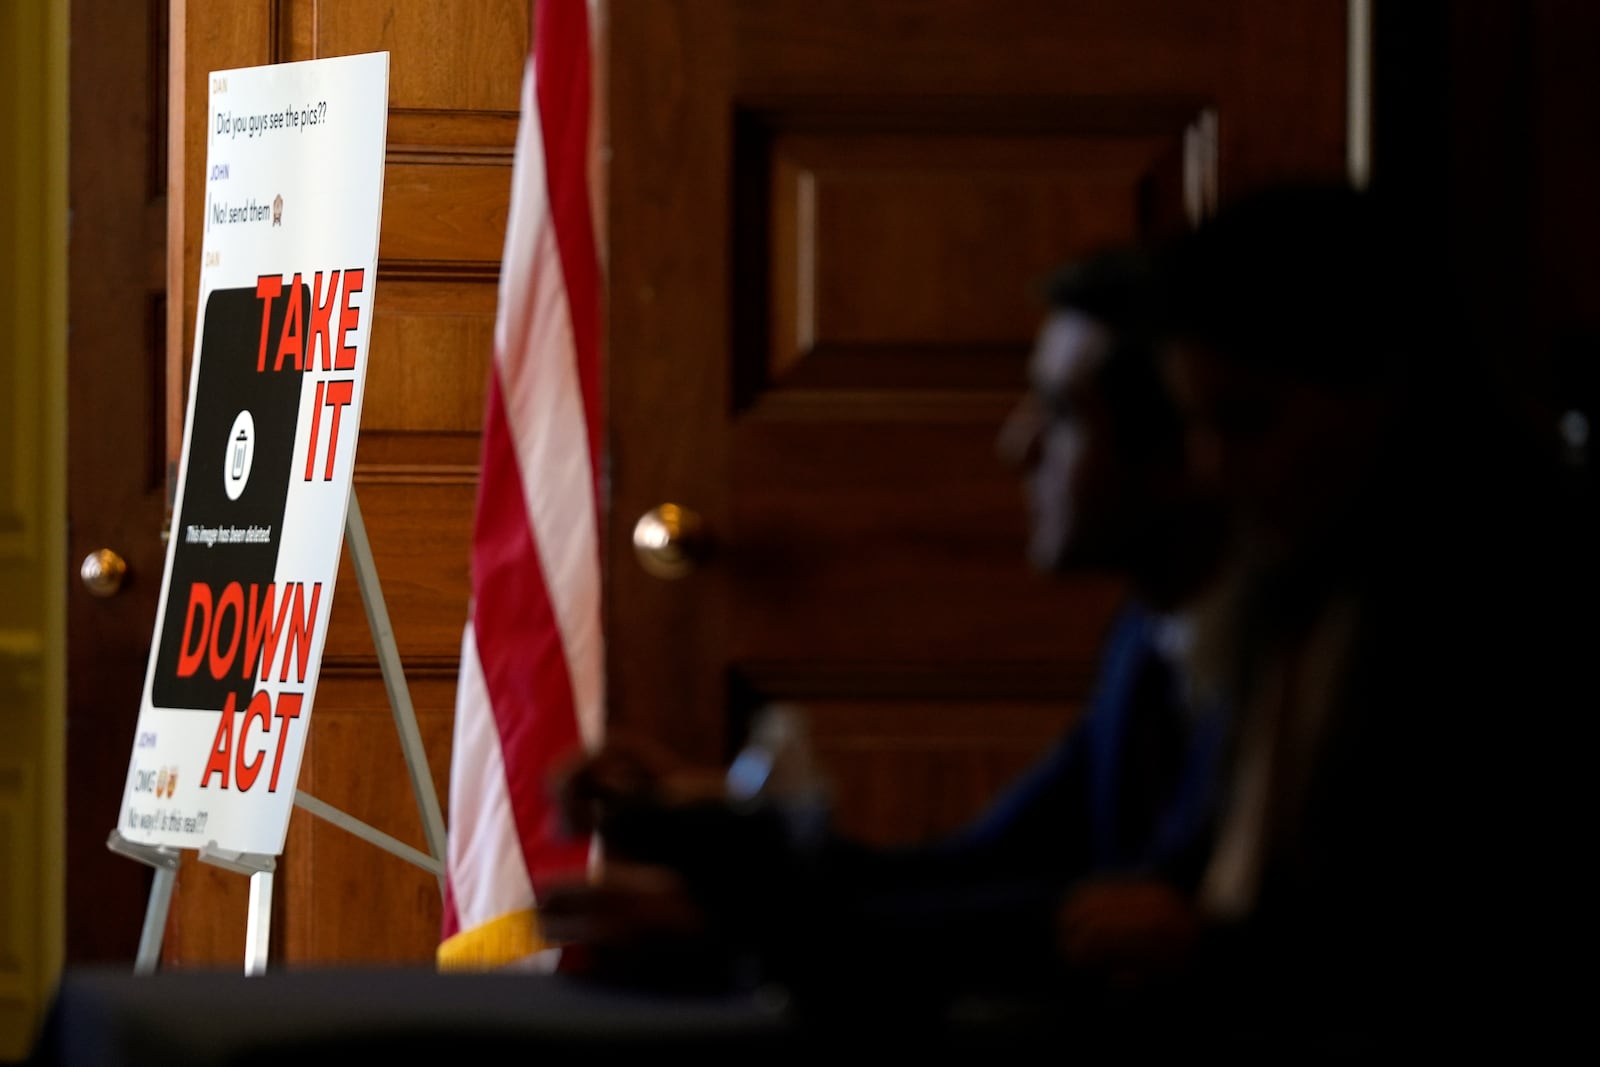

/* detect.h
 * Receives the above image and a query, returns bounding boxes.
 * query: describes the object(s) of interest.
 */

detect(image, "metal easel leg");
[344,491,449,895]
[293,789,442,875]
[136,865,178,976]
[107,830,181,976]
[199,843,277,975]
[244,870,274,976]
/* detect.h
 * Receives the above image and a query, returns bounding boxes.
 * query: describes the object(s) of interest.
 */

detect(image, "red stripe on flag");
[442,865,461,938]
[470,367,590,894]
[535,0,604,516]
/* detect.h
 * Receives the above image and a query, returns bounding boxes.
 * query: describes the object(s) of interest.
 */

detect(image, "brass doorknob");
[632,504,708,579]
[80,549,128,597]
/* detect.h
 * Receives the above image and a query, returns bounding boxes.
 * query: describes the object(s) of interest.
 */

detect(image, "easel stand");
[108,492,447,975]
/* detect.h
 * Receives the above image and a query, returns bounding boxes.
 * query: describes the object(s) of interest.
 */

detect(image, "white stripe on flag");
[446,621,537,927]
[495,74,603,753]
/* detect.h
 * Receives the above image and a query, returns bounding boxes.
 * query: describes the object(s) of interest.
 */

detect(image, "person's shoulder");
[1101,599,1190,669]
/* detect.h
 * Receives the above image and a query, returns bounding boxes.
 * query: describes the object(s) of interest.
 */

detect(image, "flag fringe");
[437,907,551,972]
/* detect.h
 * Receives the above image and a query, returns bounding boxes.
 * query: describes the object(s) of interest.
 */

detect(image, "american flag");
[439,0,605,971]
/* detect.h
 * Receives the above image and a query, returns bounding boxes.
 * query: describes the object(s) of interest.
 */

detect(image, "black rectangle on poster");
[152,284,308,711]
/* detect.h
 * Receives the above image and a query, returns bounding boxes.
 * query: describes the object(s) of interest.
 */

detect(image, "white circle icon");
[224,410,255,501]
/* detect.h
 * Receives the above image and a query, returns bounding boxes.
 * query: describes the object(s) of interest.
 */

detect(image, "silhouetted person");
[542,246,1234,1031]
[1155,181,1596,1047]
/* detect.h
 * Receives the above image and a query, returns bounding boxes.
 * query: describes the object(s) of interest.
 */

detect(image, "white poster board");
[117,52,390,858]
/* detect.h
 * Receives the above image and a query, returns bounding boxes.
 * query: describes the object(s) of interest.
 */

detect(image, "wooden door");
[65,0,172,965]
[155,0,528,966]
[604,0,1348,846]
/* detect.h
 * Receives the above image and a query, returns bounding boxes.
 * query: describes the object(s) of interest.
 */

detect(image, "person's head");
[1000,247,1219,601]
[1156,182,1440,556]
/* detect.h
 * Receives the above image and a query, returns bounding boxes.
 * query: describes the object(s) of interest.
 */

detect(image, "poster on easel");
[117,51,390,858]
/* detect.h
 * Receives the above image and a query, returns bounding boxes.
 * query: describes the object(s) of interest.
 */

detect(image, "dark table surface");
[41,959,1495,1064]
[31,965,1083,1066]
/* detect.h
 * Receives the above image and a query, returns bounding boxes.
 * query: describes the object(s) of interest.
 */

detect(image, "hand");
[553,733,725,840]
[540,859,707,947]
[540,859,729,990]
[1056,878,1201,991]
